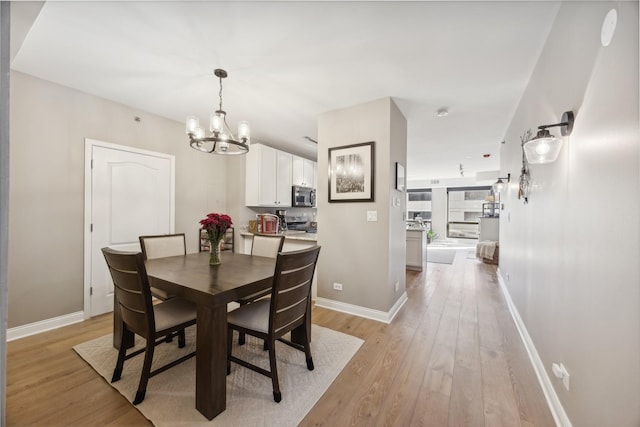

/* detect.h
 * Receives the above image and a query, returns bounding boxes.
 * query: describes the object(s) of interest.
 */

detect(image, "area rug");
[426,248,457,264]
[74,325,362,426]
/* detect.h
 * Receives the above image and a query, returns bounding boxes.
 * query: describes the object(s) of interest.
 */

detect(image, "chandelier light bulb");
[210,113,224,133]
[186,116,199,134]
[237,121,250,142]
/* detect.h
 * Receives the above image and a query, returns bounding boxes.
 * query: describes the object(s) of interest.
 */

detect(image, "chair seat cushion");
[154,298,196,334]
[228,299,270,334]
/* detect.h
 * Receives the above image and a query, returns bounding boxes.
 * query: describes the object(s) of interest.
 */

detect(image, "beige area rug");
[426,247,457,264]
[74,325,362,426]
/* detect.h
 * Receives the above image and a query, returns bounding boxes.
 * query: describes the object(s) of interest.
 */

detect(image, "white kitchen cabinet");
[313,162,318,189]
[406,229,426,271]
[292,156,316,188]
[245,144,292,207]
[478,217,499,241]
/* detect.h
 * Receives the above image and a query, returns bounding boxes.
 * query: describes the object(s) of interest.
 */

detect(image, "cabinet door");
[406,236,423,267]
[258,145,278,206]
[292,156,315,187]
[276,151,292,206]
[303,159,315,188]
[292,156,304,186]
[313,162,318,189]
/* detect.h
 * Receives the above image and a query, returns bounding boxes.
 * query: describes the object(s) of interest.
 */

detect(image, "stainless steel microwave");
[292,186,316,207]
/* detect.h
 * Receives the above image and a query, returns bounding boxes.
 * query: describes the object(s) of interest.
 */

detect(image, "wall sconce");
[493,173,511,193]
[523,111,575,164]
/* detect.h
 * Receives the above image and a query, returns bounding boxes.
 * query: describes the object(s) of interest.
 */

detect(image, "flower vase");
[209,239,222,265]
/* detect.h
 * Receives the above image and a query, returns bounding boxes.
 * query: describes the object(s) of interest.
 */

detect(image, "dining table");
[134,251,311,420]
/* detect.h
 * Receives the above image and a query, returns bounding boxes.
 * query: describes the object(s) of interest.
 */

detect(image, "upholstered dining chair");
[227,245,321,403]
[139,233,186,301]
[236,233,286,345]
[102,247,196,405]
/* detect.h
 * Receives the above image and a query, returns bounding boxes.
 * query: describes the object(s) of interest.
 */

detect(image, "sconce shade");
[524,111,574,164]
[523,129,564,164]
[492,173,510,193]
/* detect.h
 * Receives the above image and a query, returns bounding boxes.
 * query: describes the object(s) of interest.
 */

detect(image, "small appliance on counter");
[284,216,316,233]
[275,209,288,231]
[258,214,280,234]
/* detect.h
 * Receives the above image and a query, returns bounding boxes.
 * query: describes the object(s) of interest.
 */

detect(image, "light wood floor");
[6,250,555,426]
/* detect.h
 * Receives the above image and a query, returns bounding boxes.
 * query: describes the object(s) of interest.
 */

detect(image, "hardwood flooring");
[6,250,555,426]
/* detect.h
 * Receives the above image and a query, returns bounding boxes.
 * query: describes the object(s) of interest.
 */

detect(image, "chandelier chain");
[218,75,224,112]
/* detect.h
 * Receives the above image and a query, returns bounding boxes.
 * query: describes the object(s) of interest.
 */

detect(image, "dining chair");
[227,245,321,403]
[236,233,286,345]
[102,247,196,405]
[139,233,186,301]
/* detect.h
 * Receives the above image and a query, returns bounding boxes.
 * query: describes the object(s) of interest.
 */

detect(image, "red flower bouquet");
[200,213,233,265]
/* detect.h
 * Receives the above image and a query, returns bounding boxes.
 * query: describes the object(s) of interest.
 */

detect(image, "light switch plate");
[367,211,377,221]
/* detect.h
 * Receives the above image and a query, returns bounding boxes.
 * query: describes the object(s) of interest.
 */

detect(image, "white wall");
[8,72,228,327]
[317,97,407,314]
[499,2,639,426]
[430,187,448,238]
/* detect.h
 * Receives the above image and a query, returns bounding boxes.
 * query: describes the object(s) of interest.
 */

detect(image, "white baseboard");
[7,311,84,342]
[314,292,408,324]
[496,269,572,427]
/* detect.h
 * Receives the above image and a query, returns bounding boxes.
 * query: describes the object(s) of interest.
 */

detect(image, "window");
[407,189,432,223]
[447,186,492,239]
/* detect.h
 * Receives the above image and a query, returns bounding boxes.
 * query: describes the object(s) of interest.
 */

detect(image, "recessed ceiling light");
[436,108,449,117]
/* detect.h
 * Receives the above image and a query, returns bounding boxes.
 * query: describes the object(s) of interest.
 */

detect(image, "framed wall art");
[395,162,405,191]
[328,141,375,203]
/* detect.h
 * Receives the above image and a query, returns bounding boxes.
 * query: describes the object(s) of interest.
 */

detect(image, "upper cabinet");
[292,156,316,188]
[245,144,292,207]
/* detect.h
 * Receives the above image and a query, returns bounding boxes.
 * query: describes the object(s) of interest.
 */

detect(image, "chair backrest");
[269,245,321,336]
[102,247,154,337]
[251,234,285,258]
[139,233,187,260]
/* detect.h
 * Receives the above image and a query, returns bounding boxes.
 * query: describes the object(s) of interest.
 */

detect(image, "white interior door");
[85,140,174,317]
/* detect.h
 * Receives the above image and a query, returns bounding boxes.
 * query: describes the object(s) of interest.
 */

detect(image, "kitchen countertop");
[240,231,318,242]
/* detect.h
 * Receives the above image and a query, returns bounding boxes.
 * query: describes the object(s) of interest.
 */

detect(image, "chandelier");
[185,69,250,155]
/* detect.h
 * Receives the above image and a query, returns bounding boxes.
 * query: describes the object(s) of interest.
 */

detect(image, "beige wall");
[499,2,639,426]
[317,97,406,313]
[8,72,228,328]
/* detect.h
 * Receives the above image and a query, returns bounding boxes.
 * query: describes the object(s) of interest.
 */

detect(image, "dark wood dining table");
[139,251,310,420]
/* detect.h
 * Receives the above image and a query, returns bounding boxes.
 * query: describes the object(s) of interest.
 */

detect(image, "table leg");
[195,303,227,420]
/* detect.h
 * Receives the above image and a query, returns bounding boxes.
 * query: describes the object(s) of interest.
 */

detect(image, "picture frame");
[328,141,375,203]
[395,162,405,191]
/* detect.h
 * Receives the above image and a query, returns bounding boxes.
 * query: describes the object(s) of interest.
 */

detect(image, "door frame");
[83,138,176,319]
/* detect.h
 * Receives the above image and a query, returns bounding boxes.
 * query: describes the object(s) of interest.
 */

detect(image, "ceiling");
[10,1,560,182]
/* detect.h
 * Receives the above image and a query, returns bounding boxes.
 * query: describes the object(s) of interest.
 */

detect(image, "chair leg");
[302,323,314,371]
[238,301,248,345]
[268,338,281,403]
[178,329,186,348]
[111,322,128,383]
[133,339,155,405]
[227,328,233,375]
[165,334,173,343]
